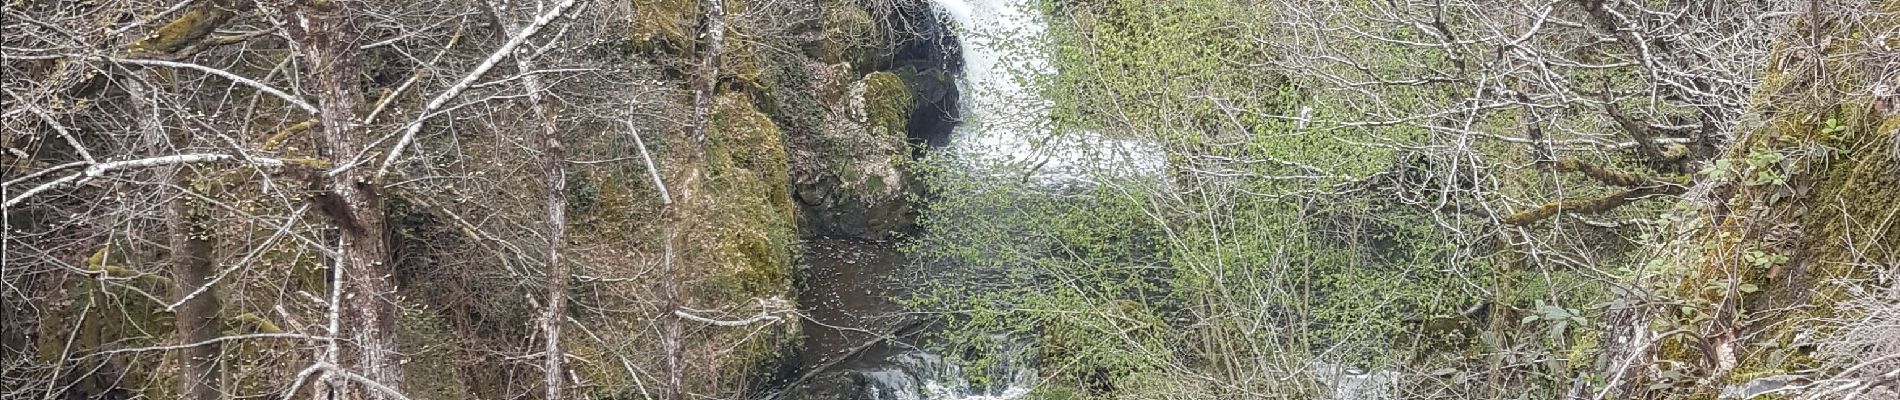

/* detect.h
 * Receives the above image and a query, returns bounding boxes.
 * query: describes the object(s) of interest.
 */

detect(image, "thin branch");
[102,57,320,114]
[626,119,671,204]
[83,333,328,358]
[1502,184,1687,226]
[371,0,583,179]
[673,298,787,327]
[364,23,467,125]
[165,205,310,312]
[3,154,286,209]
[282,362,414,400]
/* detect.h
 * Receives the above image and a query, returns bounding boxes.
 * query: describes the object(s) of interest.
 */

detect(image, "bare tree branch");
[3,154,286,209]
[371,0,583,179]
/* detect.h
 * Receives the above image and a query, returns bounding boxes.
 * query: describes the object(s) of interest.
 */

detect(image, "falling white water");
[930,0,1163,183]
[859,337,1036,400]
[846,1,1164,399]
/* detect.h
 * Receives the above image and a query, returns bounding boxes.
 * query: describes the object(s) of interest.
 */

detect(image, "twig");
[83,333,328,358]
[3,154,286,208]
[372,0,583,179]
[101,57,319,114]
[627,119,672,204]
[282,362,414,400]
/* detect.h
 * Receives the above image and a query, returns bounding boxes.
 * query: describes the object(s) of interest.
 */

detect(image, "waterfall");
[839,1,1166,399]
[930,0,1162,183]
[859,336,1036,400]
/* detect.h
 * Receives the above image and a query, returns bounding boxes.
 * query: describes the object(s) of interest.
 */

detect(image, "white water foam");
[860,338,1036,400]
[858,1,1170,398]
[930,0,1163,184]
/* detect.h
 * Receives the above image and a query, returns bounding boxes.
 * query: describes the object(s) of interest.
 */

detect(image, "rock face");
[781,0,960,241]
[794,71,919,240]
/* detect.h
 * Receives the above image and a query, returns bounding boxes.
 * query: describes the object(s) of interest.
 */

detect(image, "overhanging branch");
[3,154,287,209]
[1502,185,1686,226]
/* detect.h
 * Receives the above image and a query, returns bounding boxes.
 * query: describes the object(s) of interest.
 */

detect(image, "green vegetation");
[4,0,1893,399]
[908,1,1899,399]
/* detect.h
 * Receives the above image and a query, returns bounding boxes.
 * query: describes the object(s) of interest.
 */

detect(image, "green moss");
[1656,9,1900,386]
[567,329,646,398]
[680,95,803,396]
[724,28,766,91]
[631,0,700,54]
[231,312,283,333]
[1030,384,1087,400]
[34,271,175,398]
[732,229,790,296]
[129,1,238,55]
[698,92,799,303]
[821,5,878,67]
[712,93,794,214]
[861,71,915,135]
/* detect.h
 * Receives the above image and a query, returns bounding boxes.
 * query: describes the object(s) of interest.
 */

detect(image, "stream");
[785,0,1171,399]
[783,0,1059,399]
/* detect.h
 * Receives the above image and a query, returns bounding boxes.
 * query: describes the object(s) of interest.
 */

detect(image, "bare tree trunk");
[663,1,724,397]
[478,1,571,396]
[537,121,569,400]
[122,63,228,400]
[661,227,683,400]
[280,0,404,397]
[687,0,727,148]
[168,186,222,400]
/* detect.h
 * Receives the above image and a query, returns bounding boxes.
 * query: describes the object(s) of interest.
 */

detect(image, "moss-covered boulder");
[819,4,881,71]
[672,92,802,317]
[792,71,919,239]
[696,92,804,391]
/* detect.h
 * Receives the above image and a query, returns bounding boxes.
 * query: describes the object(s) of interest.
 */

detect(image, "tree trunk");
[169,175,221,400]
[664,1,726,396]
[511,14,570,400]
[538,117,569,400]
[280,0,404,397]
[687,0,727,148]
[662,228,683,400]
[478,2,571,396]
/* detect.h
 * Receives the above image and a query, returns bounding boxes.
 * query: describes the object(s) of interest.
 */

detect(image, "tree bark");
[537,114,570,400]
[662,228,683,400]
[129,0,244,55]
[280,0,404,397]
[168,186,222,400]
[481,1,573,396]
[687,0,727,148]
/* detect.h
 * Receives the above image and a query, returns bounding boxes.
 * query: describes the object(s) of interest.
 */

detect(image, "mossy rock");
[691,92,800,305]
[724,26,768,91]
[1644,9,1900,394]
[861,71,915,135]
[820,4,881,69]
[789,71,919,239]
[672,94,802,397]
[712,92,795,215]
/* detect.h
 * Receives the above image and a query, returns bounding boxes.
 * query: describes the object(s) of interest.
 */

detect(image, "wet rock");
[793,71,919,240]
[1719,375,1810,399]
